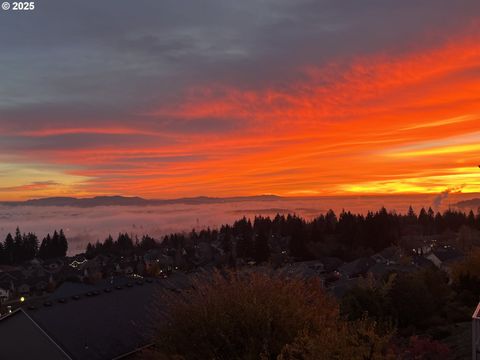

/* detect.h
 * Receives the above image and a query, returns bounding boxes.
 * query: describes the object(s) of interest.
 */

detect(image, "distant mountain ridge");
[0,195,282,207]
[455,198,480,209]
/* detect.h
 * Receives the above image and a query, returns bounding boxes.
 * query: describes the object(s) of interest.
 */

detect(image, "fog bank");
[0,193,476,255]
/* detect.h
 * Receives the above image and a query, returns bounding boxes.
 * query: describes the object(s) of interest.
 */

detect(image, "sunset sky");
[1,0,480,200]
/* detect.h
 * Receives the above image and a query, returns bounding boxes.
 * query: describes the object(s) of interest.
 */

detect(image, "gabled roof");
[24,272,193,360]
[431,247,463,263]
[0,309,71,360]
[0,270,21,282]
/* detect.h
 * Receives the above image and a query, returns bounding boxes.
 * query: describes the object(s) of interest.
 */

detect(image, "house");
[193,242,215,266]
[0,283,10,303]
[411,255,435,269]
[67,255,88,269]
[426,246,463,271]
[371,246,403,265]
[144,251,174,276]
[81,258,103,282]
[8,273,194,359]
[43,258,65,273]
[16,283,30,295]
[368,262,417,281]
[0,272,17,298]
[20,261,46,279]
[338,257,376,279]
[0,270,21,285]
[318,257,343,272]
[473,302,480,359]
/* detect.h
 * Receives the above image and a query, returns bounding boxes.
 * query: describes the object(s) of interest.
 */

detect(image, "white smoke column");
[432,186,464,211]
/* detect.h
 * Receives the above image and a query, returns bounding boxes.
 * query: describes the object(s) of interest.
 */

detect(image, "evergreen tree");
[23,232,39,261]
[39,234,52,259]
[254,231,270,263]
[287,215,309,259]
[234,217,254,259]
[4,233,14,264]
[104,235,114,251]
[13,227,23,263]
[85,242,95,259]
[0,241,4,264]
[59,229,68,256]
[116,233,134,253]
[253,216,271,263]
[140,235,156,251]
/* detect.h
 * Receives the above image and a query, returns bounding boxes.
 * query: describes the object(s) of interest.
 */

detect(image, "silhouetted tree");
[38,229,68,259]
[140,235,157,251]
[4,233,14,264]
[287,215,310,259]
[253,217,271,263]
[38,234,51,259]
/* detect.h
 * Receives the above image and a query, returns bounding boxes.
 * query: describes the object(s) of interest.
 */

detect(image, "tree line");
[0,228,68,265]
[87,206,480,263]
[85,233,156,258]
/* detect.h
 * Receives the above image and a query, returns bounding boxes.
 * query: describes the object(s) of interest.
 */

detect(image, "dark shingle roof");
[432,247,463,263]
[412,255,435,268]
[339,257,376,278]
[0,309,71,360]
[24,273,193,360]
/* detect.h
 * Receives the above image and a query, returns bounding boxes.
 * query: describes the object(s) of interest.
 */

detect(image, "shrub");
[399,336,450,360]
[149,271,394,360]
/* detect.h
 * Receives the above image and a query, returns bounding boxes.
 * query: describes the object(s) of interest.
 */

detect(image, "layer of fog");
[0,193,476,255]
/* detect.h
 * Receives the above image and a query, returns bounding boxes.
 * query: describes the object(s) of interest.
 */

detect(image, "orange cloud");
[4,23,480,200]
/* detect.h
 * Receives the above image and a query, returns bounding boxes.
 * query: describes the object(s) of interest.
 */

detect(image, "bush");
[341,269,451,331]
[149,271,394,360]
[399,336,450,360]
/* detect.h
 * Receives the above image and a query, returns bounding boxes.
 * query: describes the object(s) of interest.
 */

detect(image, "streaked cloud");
[1,1,480,199]
[400,114,479,131]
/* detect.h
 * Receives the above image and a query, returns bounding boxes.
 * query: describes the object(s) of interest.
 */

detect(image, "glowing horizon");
[1,2,480,201]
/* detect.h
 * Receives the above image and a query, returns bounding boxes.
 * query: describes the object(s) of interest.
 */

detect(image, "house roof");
[432,247,463,263]
[338,257,376,278]
[0,270,21,282]
[318,257,343,272]
[24,272,193,360]
[46,281,97,301]
[412,255,435,268]
[0,309,71,360]
[368,262,417,279]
